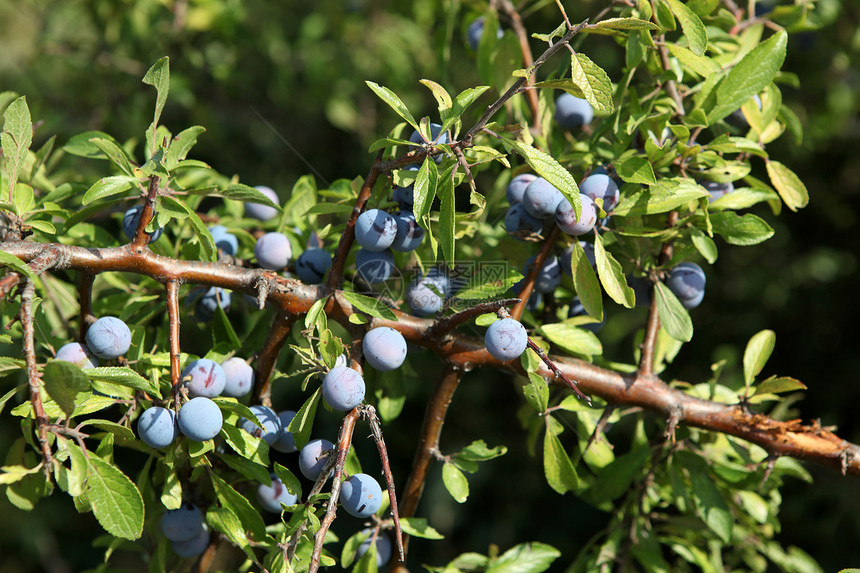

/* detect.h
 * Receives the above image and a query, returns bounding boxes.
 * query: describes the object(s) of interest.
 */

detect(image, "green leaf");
[570,242,602,320]
[689,469,732,542]
[543,427,579,494]
[540,323,603,357]
[165,126,205,169]
[1,96,33,196]
[438,169,455,264]
[442,462,469,503]
[743,329,776,386]
[666,44,719,76]
[754,375,806,396]
[86,455,144,540]
[286,387,321,450]
[589,447,651,503]
[84,367,160,398]
[500,139,580,219]
[654,281,694,342]
[487,542,561,573]
[615,155,656,185]
[455,440,508,462]
[340,291,398,321]
[89,137,135,176]
[210,473,269,542]
[208,506,251,550]
[413,157,438,223]
[570,52,614,114]
[594,234,635,308]
[689,226,718,264]
[142,57,170,142]
[0,464,43,485]
[0,249,35,280]
[204,183,282,209]
[523,372,550,413]
[365,81,419,133]
[399,517,444,539]
[664,0,708,55]
[709,211,774,245]
[591,17,659,30]
[12,183,35,216]
[273,462,303,499]
[162,195,216,261]
[220,424,271,468]
[613,178,708,216]
[765,160,809,211]
[81,176,138,205]
[420,79,453,116]
[707,31,787,124]
[43,361,91,418]
[217,452,272,486]
[62,440,89,497]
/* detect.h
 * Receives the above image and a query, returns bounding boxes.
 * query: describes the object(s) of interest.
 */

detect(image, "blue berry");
[555,93,594,130]
[356,529,392,567]
[208,225,239,256]
[122,205,163,243]
[506,173,537,205]
[409,123,449,163]
[161,503,204,542]
[55,342,98,369]
[295,248,333,284]
[240,405,282,446]
[666,262,706,309]
[504,203,544,239]
[86,316,132,360]
[524,255,562,293]
[271,410,298,453]
[467,16,503,51]
[257,475,298,513]
[556,194,597,236]
[523,177,564,220]
[485,318,528,362]
[700,180,734,202]
[181,358,226,399]
[391,210,425,252]
[363,327,407,371]
[299,438,335,481]
[341,473,383,518]
[568,297,605,333]
[245,185,280,221]
[172,526,209,558]
[137,406,178,449]
[405,269,449,317]
[630,276,653,308]
[178,397,223,442]
[254,232,292,270]
[220,357,254,398]
[579,174,620,213]
[355,248,396,284]
[322,367,366,411]
[194,287,231,322]
[355,209,398,252]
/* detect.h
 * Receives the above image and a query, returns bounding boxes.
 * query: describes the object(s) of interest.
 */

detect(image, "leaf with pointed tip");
[664,0,708,55]
[86,455,144,540]
[594,234,635,308]
[500,139,580,219]
[570,53,614,114]
[766,160,808,211]
[654,281,693,342]
[743,329,776,386]
[366,81,419,133]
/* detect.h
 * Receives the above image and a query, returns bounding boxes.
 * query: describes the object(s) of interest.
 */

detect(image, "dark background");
[0,0,858,571]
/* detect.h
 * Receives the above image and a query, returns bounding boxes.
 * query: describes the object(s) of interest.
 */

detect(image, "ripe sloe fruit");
[568,297,605,333]
[220,357,254,398]
[666,262,706,309]
[485,317,528,362]
[523,177,564,220]
[240,405,282,446]
[405,269,449,317]
[254,232,292,270]
[86,316,132,360]
[355,248,395,284]
[208,225,239,256]
[556,194,597,236]
[160,503,204,542]
[579,174,620,212]
[122,205,163,243]
[322,367,366,411]
[245,185,280,221]
[299,438,336,481]
[555,93,594,129]
[172,526,210,558]
[356,529,392,567]
[467,16,503,50]
[504,203,544,239]
[700,180,734,202]
[363,327,407,371]
[295,248,333,284]
[181,358,226,398]
[355,209,398,252]
[55,342,98,369]
[178,397,223,442]
[506,173,537,205]
[257,475,298,513]
[391,210,425,252]
[137,406,178,449]
[524,254,562,293]
[194,287,231,322]
[271,410,298,453]
[341,473,383,518]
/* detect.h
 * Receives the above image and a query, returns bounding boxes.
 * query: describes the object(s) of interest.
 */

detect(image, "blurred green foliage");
[1,0,859,571]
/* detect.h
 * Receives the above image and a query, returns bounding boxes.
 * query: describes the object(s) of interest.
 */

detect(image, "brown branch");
[20,280,53,477]
[499,1,541,130]
[253,312,298,407]
[430,298,521,338]
[362,405,405,563]
[326,150,384,290]
[511,225,559,320]
[131,174,160,250]
[5,239,860,477]
[393,363,463,572]
[638,210,679,376]
[526,338,591,405]
[165,280,181,403]
[78,272,95,341]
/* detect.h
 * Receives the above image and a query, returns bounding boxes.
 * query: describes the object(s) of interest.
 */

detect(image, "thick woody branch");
[253,312,298,407]
[165,280,181,399]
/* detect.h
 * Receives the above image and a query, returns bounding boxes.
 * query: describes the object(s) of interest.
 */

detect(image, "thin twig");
[21,280,54,477]
[131,175,161,250]
[511,225,560,320]
[430,298,521,338]
[526,339,591,405]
